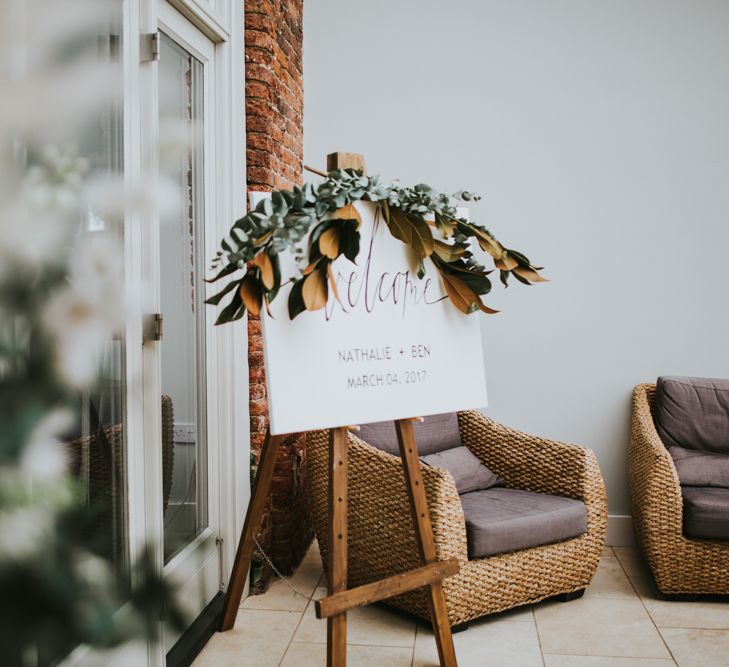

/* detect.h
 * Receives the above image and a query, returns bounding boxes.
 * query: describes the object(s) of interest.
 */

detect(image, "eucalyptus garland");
[207,168,545,324]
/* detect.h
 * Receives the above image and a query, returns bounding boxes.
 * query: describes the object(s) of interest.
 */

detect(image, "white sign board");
[254,194,488,435]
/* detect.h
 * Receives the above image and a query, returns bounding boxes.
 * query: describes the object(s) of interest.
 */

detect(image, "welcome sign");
[252,193,489,435]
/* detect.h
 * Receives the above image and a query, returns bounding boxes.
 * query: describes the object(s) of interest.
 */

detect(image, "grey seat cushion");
[421,446,502,494]
[655,376,729,454]
[460,487,588,559]
[682,486,729,541]
[670,446,729,488]
[357,412,461,456]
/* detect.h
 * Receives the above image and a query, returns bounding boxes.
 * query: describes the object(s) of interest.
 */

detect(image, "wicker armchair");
[629,383,729,595]
[307,410,607,626]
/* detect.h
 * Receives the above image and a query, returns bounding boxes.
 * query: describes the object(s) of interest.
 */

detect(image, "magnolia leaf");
[339,221,360,262]
[439,271,476,314]
[434,213,457,238]
[205,278,239,305]
[319,226,341,259]
[266,252,282,302]
[254,251,275,290]
[433,239,466,263]
[303,256,325,276]
[513,265,548,283]
[302,268,328,310]
[239,275,263,316]
[334,203,361,227]
[494,255,518,271]
[439,270,498,315]
[288,279,306,319]
[215,287,243,326]
[466,224,506,259]
[477,301,500,315]
[384,205,434,258]
[206,262,238,284]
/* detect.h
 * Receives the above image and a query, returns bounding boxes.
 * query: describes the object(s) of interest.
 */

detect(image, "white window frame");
[63,1,247,665]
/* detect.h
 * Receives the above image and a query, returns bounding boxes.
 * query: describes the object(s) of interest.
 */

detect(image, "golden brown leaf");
[334,203,362,227]
[440,271,498,315]
[513,266,548,283]
[254,251,275,290]
[494,255,518,271]
[302,268,328,310]
[319,227,341,259]
[239,276,262,316]
[433,240,466,262]
[385,206,434,258]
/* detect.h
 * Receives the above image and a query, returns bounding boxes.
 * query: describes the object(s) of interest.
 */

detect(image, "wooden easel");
[220,153,459,667]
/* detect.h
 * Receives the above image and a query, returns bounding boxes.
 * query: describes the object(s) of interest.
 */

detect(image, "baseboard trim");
[606,514,635,546]
[166,592,224,667]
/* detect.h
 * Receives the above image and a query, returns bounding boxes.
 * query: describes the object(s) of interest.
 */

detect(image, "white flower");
[83,173,180,225]
[74,550,114,590]
[21,409,72,482]
[0,507,53,561]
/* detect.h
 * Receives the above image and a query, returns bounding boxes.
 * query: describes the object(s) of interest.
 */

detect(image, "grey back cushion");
[654,376,729,454]
[421,446,502,494]
[670,446,729,488]
[682,486,729,541]
[357,412,461,457]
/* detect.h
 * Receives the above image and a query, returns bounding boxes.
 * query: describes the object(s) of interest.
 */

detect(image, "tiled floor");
[193,543,729,666]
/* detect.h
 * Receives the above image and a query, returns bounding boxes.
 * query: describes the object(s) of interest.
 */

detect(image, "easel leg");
[220,428,285,631]
[395,419,457,667]
[327,427,349,666]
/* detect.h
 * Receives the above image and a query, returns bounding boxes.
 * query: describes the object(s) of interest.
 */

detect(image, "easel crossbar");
[315,558,460,619]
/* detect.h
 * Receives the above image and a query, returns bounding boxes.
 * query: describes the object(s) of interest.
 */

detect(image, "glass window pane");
[158,32,208,563]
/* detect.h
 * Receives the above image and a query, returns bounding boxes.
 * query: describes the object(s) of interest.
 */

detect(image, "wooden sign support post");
[220,153,459,666]
[220,420,459,667]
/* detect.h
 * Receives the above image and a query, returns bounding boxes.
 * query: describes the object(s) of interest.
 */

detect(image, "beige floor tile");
[533,596,671,659]
[191,609,301,667]
[413,619,542,667]
[631,576,729,629]
[281,642,413,666]
[544,656,675,666]
[603,546,614,557]
[659,627,729,667]
[585,555,639,599]
[292,587,416,647]
[613,547,651,578]
[242,540,324,612]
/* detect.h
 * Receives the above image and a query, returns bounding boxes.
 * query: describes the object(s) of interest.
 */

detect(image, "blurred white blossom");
[21,409,72,482]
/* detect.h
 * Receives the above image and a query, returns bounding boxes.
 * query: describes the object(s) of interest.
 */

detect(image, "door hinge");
[140,31,160,63]
[142,313,163,343]
[216,537,225,590]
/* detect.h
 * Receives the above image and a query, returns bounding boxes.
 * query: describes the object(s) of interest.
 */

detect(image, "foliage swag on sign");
[207,168,546,324]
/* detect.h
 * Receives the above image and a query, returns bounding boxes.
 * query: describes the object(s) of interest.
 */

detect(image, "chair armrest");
[457,410,598,501]
[629,384,684,538]
[347,431,468,563]
[307,428,468,584]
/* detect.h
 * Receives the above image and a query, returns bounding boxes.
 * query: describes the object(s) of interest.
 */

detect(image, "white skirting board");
[606,515,635,546]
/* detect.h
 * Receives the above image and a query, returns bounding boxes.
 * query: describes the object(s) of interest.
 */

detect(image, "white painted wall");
[303,0,729,516]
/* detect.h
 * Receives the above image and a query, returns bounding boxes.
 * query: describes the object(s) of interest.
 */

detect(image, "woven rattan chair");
[307,410,607,626]
[629,383,729,595]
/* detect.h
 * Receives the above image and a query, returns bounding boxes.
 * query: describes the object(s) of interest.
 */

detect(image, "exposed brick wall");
[245,0,312,592]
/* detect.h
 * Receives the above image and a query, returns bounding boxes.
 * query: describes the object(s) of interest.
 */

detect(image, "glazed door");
[148,3,223,652]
